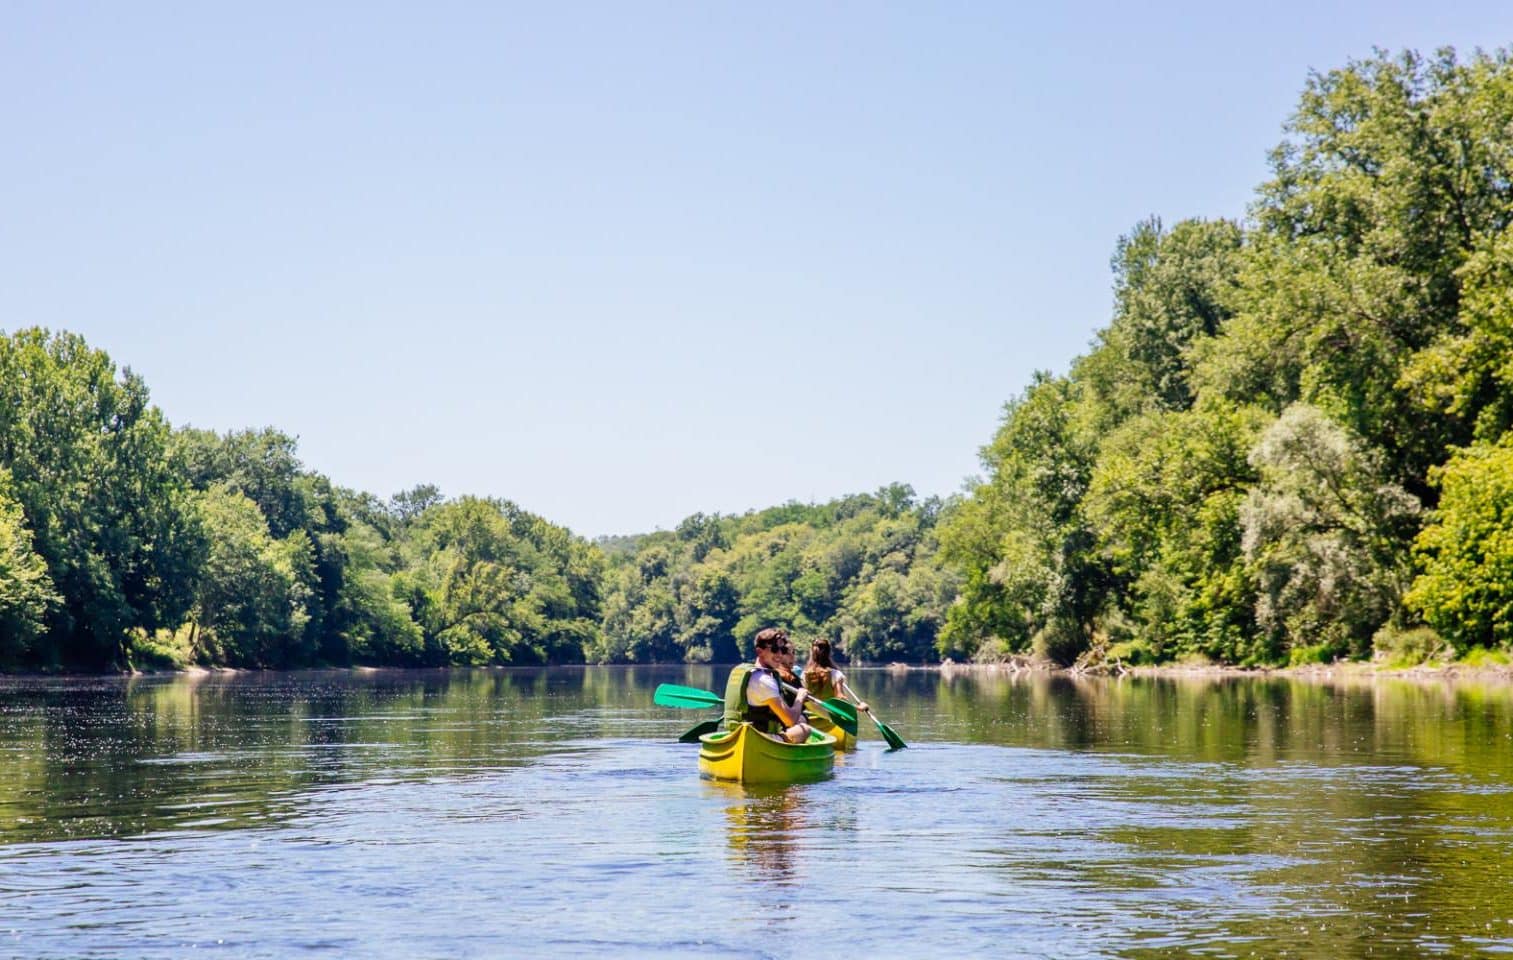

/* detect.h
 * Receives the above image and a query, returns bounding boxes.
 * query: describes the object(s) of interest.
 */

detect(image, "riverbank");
[6,657,1513,684]
[921,656,1513,684]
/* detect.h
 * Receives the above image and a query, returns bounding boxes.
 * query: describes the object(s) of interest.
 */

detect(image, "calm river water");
[2,667,1512,958]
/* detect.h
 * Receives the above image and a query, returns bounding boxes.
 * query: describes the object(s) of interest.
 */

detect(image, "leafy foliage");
[936,47,1513,666]
[1240,405,1420,660]
[593,486,954,664]
[1407,438,1513,651]
[0,467,57,665]
[0,329,202,669]
[7,48,1513,671]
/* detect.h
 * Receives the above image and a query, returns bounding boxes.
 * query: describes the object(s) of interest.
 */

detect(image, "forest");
[3,48,1512,672]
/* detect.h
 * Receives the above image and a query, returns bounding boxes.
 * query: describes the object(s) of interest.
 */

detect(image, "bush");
[125,626,194,671]
[1371,625,1450,668]
[969,637,1015,663]
[1106,637,1158,665]
[1031,618,1088,666]
[1288,642,1334,666]
[1461,646,1512,668]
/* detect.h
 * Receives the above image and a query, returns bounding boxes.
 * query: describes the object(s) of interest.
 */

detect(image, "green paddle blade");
[653,683,724,709]
[872,713,907,750]
[790,690,857,736]
[820,698,857,723]
[678,719,722,743]
[805,700,859,737]
[827,711,859,739]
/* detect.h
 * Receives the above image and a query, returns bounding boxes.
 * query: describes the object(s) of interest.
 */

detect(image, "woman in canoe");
[802,638,868,717]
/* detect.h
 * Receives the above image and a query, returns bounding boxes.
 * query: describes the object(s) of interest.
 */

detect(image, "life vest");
[723,663,784,734]
[776,668,803,705]
[804,668,838,702]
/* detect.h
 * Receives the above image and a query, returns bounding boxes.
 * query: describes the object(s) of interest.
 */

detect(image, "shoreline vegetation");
[5,47,1513,677]
[8,659,1513,690]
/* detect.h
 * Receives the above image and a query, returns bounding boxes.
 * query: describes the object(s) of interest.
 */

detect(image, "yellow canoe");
[698,722,836,783]
[809,713,856,751]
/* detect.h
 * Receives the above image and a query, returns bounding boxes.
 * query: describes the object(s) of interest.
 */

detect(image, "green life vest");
[805,668,838,702]
[722,663,783,734]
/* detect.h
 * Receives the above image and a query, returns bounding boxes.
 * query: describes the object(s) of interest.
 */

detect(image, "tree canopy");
[5,47,1513,672]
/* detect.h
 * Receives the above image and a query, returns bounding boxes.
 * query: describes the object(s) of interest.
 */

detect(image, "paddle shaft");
[777,681,861,738]
[779,681,839,719]
[867,708,907,750]
[655,680,858,738]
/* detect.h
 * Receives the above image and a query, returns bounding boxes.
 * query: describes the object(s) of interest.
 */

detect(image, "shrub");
[1371,625,1450,668]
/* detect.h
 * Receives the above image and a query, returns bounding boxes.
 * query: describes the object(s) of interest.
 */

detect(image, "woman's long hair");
[803,638,836,690]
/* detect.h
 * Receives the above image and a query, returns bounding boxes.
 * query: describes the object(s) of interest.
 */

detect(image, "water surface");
[3,667,1512,958]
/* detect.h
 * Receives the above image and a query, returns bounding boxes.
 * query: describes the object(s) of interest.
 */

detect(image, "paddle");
[866,710,908,750]
[653,683,859,738]
[654,683,723,709]
[793,688,856,724]
[678,718,722,743]
[776,682,859,738]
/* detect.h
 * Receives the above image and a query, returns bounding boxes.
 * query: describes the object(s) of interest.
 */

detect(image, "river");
[2,667,1511,958]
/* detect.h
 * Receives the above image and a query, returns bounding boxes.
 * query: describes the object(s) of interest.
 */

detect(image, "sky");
[3,3,1510,537]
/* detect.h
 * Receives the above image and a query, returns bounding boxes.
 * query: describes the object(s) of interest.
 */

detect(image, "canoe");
[809,713,856,752]
[698,722,836,783]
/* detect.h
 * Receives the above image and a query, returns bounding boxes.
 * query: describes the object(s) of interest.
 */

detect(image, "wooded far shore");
[3,48,1513,677]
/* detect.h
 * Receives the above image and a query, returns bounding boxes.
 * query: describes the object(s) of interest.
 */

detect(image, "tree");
[0,329,201,669]
[0,468,57,666]
[175,427,314,539]
[1402,225,1513,445]
[1407,437,1513,651]
[1241,405,1421,660]
[390,484,444,525]
[1201,49,1513,493]
[189,485,312,667]
[1090,217,1245,420]
[319,517,423,665]
[1084,402,1268,663]
[405,497,601,664]
[937,373,1107,663]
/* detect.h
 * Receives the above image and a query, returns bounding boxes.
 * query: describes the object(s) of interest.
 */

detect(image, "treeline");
[0,327,945,671]
[0,331,603,671]
[937,48,1513,667]
[593,487,956,664]
[5,48,1513,672]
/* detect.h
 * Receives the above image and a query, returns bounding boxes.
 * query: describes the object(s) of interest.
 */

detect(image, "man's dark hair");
[754,627,789,650]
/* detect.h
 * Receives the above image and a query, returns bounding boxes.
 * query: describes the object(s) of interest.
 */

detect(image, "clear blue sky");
[3,3,1509,536]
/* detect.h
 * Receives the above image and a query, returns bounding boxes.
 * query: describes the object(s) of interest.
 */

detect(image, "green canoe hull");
[698,722,836,783]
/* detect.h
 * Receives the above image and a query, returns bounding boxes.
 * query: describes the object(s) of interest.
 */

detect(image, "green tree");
[319,513,424,665]
[1241,405,1421,660]
[391,484,444,525]
[175,427,315,539]
[1200,48,1513,492]
[1090,217,1245,420]
[405,497,601,664]
[937,373,1107,663]
[0,468,57,665]
[189,485,313,667]
[1407,437,1513,651]
[1085,402,1268,663]
[1402,225,1513,445]
[0,329,201,669]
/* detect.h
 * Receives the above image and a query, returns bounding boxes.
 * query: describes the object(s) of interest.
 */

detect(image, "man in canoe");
[723,627,814,744]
